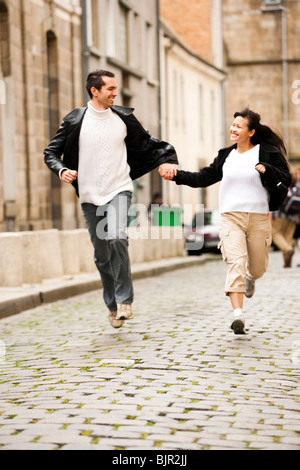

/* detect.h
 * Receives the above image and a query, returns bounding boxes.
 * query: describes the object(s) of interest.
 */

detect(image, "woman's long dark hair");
[234,107,287,160]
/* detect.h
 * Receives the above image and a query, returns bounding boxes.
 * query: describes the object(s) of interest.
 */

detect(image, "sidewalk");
[0,256,205,319]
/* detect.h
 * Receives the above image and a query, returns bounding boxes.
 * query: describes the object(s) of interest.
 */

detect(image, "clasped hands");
[159,163,266,179]
[61,164,263,184]
[61,165,177,184]
[158,163,177,180]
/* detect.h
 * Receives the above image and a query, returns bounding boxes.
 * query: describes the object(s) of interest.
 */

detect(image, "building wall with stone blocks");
[82,0,162,207]
[0,0,163,232]
[0,228,185,287]
[0,0,83,232]
[159,0,225,214]
[223,0,300,164]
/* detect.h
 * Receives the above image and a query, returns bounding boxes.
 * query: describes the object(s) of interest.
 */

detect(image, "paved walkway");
[0,251,300,450]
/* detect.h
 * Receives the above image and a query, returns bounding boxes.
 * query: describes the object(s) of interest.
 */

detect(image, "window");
[131,12,141,69]
[180,74,185,130]
[199,84,204,141]
[46,31,62,229]
[210,89,216,140]
[263,0,281,5]
[46,31,59,138]
[146,22,156,78]
[91,0,99,48]
[173,71,185,129]
[0,2,10,77]
[173,70,179,127]
[106,0,116,56]
[122,72,132,107]
[86,0,100,49]
[119,3,129,63]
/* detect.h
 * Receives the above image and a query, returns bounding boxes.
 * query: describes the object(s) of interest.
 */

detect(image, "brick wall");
[223,0,300,161]
[160,0,213,63]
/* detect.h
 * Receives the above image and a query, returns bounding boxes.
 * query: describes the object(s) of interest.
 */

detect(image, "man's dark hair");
[86,70,115,98]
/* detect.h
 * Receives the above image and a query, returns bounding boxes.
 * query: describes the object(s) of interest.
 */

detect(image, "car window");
[204,212,212,225]
[211,211,221,225]
[192,210,220,228]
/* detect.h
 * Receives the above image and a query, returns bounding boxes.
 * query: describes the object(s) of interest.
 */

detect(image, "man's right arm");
[44,119,69,176]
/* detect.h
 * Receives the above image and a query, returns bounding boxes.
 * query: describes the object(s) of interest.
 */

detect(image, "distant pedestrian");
[162,107,291,335]
[293,168,300,253]
[148,192,164,224]
[272,174,300,267]
[44,69,177,328]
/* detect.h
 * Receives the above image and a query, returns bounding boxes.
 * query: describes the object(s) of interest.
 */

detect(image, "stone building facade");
[159,0,225,213]
[0,0,82,232]
[0,0,161,232]
[222,0,300,166]
[4,1,298,234]
[81,0,162,208]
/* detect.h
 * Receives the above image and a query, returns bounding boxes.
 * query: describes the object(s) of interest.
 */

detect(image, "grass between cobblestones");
[0,252,300,450]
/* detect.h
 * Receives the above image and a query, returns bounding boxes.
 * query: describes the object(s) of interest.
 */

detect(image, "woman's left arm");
[257,151,291,187]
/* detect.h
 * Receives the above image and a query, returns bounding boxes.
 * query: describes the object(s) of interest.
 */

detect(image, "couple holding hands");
[44,70,290,334]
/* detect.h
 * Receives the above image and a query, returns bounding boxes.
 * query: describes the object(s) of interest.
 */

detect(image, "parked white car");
[185,209,221,256]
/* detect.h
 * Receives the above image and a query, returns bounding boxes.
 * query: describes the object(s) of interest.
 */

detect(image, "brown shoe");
[283,250,294,268]
[116,303,133,320]
[108,310,125,328]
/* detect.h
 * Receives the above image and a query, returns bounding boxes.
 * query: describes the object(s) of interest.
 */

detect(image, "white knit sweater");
[219,145,269,214]
[78,102,133,205]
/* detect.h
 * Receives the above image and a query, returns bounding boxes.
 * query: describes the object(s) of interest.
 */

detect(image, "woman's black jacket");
[44,105,178,197]
[173,143,291,211]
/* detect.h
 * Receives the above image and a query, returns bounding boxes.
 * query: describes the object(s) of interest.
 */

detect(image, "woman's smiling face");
[230,116,255,145]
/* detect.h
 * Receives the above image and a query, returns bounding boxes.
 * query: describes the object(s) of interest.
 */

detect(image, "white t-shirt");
[219,145,269,214]
[78,102,133,205]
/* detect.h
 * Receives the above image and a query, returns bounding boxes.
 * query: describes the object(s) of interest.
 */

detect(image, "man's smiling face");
[90,76,118,110]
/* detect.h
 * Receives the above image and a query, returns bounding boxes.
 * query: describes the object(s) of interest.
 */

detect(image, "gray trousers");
[81,191,133,311]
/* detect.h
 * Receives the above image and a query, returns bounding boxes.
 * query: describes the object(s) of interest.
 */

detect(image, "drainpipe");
[163,35,176,206]
[156,0,162,141]
[281,6,289,151]
[154,0,164,200]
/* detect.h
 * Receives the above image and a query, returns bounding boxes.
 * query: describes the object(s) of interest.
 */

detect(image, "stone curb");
[0,256,206,320]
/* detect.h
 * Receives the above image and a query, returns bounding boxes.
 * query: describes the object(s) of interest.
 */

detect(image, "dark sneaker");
[245,276,255,298]
[283,250,294,268]
[231,317,246,335]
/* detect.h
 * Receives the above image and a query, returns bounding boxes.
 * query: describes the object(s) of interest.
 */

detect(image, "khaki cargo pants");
[218,212,272,296]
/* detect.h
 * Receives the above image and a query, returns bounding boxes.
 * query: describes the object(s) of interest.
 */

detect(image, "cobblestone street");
[0,251,300,451]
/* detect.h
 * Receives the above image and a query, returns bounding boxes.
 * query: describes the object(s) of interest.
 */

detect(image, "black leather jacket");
[173,143,291,211]
[44,105,178,197]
